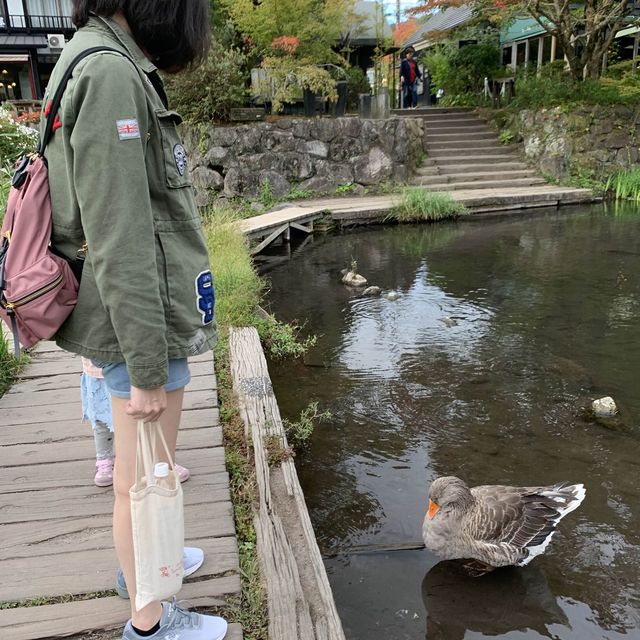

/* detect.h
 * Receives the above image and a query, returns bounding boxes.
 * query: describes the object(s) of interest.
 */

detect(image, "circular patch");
[173,144,188,176]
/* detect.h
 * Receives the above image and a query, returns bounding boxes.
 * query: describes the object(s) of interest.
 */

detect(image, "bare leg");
[112,388,185,630]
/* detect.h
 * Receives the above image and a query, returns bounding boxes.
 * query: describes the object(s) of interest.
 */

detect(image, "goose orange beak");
[428,499,440,520]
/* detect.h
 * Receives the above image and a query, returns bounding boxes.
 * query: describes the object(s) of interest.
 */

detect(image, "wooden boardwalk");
[0,343,243,640]
[237,184,598,254]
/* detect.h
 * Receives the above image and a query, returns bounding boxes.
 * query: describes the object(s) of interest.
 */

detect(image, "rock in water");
[362,286,382,297]
[440,317,458,328]
[592,397,618,417]
[385,291,401,301]
[342,271,368,287]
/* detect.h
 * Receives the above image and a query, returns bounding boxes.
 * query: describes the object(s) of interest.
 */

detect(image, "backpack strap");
[39,46,132,154]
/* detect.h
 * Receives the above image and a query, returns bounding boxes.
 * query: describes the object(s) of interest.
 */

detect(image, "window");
[26,1,72,29]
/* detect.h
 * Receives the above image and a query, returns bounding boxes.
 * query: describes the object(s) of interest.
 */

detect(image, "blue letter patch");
[195,270,215,325]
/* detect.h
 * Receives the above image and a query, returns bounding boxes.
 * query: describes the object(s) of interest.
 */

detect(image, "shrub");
[0,105,38,165]
[164,39,248,122]
[283,401,332,451]
[345,65,371,111]
[389,187,469,222]
[606,60,635,80]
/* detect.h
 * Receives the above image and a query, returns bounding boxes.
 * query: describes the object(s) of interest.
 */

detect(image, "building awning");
[0,34,48,49]
[616,26,640,39]
[0,54,29,63]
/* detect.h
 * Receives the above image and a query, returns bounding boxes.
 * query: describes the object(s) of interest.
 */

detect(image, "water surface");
[263,204,640,639]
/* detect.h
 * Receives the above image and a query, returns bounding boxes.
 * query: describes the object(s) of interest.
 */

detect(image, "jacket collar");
[84,15,157,74]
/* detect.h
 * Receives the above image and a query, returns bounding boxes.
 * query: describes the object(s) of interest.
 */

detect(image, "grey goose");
[422,476,586,575]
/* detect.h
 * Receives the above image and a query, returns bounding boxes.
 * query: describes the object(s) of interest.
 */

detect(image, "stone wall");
[506,105,640,180]
[183,117,425,206]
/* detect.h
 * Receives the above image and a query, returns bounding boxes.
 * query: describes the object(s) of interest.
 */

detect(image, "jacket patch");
[173,144,187,176]
[116,119,141,140]
[195,270,215,325]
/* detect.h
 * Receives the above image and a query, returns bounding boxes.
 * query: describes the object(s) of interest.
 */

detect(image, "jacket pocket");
[156,109,192,189]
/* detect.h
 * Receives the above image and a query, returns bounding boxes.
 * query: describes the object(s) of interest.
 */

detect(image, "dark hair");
[72,1,210,70]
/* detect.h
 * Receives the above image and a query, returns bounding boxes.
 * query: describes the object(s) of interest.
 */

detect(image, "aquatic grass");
[606,169,640,203]
[389,187,469,223]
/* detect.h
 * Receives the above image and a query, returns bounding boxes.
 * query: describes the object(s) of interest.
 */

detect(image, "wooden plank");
[0,536,239,602]
[7,368,216,395]
[0,447,224,494]
[1,500,235,558]
[0,389,217,426]
[0,426,222,467]
[0,576,242,640]
[0,474,230,527]
[16,358,214,381]
[230,327,345,640]
[1,376,216,407]
[0,407,220,446]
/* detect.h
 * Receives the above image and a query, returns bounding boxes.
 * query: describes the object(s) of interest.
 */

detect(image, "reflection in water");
[265,205,640,639]
[421,561,567,639]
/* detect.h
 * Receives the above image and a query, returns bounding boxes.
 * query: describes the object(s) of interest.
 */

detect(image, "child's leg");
[93,420,114,460]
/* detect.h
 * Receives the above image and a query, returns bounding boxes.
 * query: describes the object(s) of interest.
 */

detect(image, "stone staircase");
[393,107,547,192]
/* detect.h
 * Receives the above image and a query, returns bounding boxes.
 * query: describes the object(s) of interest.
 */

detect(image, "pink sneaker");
[175,463,190,483]
[94,457,114,487]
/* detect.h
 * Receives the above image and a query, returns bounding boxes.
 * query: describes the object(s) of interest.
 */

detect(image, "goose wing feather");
[469,485,560,549]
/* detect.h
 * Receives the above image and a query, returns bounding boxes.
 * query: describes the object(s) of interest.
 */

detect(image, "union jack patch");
[116,119,141,140]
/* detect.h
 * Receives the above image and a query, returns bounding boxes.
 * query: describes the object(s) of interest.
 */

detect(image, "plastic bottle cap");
[154,462,170,478]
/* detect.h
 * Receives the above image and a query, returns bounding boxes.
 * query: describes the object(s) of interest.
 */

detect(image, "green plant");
[259,178,277,209]
[286,186,314,200]
[335,182,357,194]
[499,129,515,145]
[389,187,469,223]
[283,401,332,451]
[0,162,12,223]
[164,38,248,122]
[607,169,640,202]
[257,317,317,360]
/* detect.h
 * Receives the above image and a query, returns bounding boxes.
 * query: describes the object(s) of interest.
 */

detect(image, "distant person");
[400,47,422,109]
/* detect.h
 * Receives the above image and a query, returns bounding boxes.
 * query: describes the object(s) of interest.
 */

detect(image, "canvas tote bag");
[130,420,184,611]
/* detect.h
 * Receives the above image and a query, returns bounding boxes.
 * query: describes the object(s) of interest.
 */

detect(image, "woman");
[45,2,225,638]
[400,46,422,109]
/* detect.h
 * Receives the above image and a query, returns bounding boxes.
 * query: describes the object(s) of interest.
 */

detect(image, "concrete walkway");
[0,342,242,640]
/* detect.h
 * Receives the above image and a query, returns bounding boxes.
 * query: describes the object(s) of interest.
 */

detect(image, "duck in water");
[422,476,585,576]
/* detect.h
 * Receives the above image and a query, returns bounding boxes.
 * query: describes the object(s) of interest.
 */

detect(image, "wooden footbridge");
[0,343,243,640]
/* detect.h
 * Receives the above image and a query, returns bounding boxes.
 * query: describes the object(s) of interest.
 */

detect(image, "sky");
[382,0,423,23]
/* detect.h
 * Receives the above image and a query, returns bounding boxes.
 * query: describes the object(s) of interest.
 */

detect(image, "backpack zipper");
[4,273,65,310]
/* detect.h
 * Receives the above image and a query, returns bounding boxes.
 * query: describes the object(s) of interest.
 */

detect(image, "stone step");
[416,161,530,175]
[428,140,506,151]
[421,116,486,125]
[440,162,530,173]
[391,107,473,116]
[426,131,498,141]
[425,125,494,135]
[410,177,547,191]
[414,169,539,186]
[424,147,520,165]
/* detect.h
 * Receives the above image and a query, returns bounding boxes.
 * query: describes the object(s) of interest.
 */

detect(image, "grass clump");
[389,187,469,223]
[202,205,317,638]
[607,169,640,203]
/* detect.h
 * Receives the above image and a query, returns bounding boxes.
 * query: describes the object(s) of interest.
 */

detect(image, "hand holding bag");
[130,420,184,611]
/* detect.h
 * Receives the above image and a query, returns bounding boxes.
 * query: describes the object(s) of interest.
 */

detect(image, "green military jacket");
[43,16,216,389]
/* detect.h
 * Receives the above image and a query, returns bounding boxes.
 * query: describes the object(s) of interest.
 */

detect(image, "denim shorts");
[90,358,191,399]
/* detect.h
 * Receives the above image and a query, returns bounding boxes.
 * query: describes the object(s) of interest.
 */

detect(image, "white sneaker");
[122,598,227,640]
[116,547,204,598]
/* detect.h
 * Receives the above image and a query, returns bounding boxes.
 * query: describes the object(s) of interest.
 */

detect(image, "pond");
[262,203,640,640]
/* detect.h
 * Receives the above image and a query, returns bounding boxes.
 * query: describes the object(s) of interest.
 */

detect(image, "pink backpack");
[0,47,116,357]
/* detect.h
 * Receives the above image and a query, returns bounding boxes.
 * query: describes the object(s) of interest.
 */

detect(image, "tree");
[410,1,640,80]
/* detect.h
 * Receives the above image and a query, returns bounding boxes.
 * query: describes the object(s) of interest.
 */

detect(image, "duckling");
[422,476,585,576]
